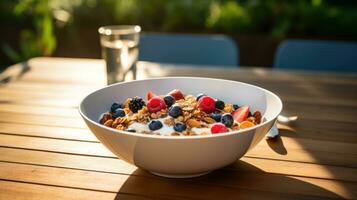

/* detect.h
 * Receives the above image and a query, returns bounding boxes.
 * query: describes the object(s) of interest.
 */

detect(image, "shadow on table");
[115,160,342,200]
[266,135,287,155]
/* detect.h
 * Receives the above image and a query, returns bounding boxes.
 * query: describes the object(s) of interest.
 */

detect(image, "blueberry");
[163,95,175,107]
[196,93,205,101]
[210,113,222,122]
[110,102,122,113]
[215,100,225,110]
[112,108,126,118]
[221,113,234,127]
[169,105,182,118]
[148,120,163,131]
[126,129,136,132]
[173,123,187,132]
[233,104,240,110]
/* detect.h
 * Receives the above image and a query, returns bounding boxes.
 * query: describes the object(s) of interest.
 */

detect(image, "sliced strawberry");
[168,89,184,100]
[232,106,250,123]
[147,91,156,100]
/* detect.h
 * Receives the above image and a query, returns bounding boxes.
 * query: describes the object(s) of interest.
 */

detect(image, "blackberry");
[129,97,145,113]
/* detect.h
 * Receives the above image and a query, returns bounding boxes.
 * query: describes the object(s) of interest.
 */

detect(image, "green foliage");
[2,0,56,63]
[206,1,251,33]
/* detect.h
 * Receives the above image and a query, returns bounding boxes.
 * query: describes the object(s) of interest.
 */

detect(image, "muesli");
[99,89,262,136]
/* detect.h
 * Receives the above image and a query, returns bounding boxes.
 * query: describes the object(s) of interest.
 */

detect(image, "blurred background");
[1,0,357,71]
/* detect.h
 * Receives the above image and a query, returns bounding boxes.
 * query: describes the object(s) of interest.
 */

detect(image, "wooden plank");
[19,70,105,85]
[0,134,114,157]
[258,136,357,155]
[0,180,156,200]
[0,89,87,99]
[278,120,357,144]
[9,81,99,91]
[13,57,105,85]
[0,103,79,118]
[0,95,79,108]
[0,84,95,96]
[9,57,357,86]
[1,134,357,168]
[0,112,86,129]
[281,102,357,123]
[0,122,97,142]
[137,62,357,85]
[0,162,354,199]
[1,147,356,183]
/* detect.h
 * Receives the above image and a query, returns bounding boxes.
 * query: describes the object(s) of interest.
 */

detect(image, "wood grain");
[1,133,357,167]
[0,112,85,129]
[0,181,156,200]
[1,147,356,183]
[1,162,354,199]
[0,122,97,142]
[1,57,357,200]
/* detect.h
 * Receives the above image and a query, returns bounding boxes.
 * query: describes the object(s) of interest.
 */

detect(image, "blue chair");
[139,33,238,67]
[274,39,357,72]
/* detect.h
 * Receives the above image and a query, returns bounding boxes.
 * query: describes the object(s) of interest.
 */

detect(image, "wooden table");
[0,57,357,200]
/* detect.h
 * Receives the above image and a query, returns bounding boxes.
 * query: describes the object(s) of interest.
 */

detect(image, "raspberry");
[147,96,166,113]
[211,123,228,134]
[198,96,216,113]
[168,89,184,100]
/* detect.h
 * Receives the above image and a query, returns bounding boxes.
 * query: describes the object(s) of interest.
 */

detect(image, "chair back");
[139,33,238,67]
[274,39,357,72]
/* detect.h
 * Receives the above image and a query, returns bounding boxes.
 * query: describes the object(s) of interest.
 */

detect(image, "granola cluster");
[99,89,262,136]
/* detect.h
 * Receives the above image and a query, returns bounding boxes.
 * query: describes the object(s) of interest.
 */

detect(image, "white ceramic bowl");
[79,77,282,178]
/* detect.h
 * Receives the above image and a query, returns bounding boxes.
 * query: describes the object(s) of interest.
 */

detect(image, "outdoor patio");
[0,1,357,199]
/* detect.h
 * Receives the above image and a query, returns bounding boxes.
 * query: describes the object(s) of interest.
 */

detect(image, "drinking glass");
[98,25,141,84]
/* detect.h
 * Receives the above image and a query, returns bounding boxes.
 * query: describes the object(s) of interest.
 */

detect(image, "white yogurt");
[127,117,175,136]
[154,117,175,136]
[127,122,150,132]
[191,127,211,135]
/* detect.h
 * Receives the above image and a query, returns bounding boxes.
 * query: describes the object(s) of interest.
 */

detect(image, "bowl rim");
[79,77,283,140]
